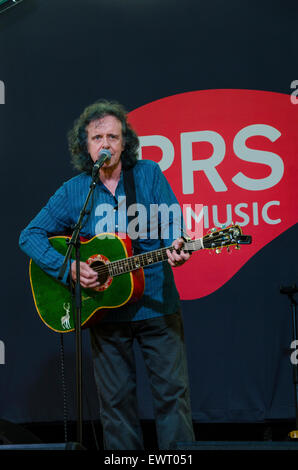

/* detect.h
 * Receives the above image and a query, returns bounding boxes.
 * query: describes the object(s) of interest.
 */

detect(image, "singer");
[19,99,195,450]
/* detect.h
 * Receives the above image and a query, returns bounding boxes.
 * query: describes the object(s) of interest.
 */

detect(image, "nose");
[102,135,110,148]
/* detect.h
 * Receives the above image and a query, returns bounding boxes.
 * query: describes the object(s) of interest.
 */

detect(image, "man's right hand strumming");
[71,261,100,289]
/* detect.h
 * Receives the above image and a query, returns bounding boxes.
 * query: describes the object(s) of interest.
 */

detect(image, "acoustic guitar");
[29,225,252,333]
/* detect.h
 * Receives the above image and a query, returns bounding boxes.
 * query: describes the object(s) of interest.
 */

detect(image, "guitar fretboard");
[107,238,203,277]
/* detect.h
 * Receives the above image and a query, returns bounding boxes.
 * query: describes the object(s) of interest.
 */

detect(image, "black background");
[0,0,297,436]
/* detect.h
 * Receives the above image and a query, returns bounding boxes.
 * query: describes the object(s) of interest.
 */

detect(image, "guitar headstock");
[202,224,252,253]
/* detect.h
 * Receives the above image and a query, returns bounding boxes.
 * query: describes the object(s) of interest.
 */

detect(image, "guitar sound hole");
[90,260,109,285]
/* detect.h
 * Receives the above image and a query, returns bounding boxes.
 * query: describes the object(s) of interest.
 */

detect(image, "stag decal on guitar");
[61,302,71,330]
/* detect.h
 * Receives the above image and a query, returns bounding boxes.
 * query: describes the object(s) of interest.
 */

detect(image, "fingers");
[71,261,100,288]
[167,238,190,267]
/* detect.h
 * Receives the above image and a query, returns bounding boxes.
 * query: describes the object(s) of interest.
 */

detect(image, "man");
[19,99,195,450]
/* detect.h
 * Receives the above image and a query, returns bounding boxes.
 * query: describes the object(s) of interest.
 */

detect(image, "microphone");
[280,285,298,295]
[93,149,112,172]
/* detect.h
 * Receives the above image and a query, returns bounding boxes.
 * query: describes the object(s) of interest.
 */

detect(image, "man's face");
[86,114,125,171]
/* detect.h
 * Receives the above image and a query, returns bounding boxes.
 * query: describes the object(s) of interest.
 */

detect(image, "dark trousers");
[89,312,195,450]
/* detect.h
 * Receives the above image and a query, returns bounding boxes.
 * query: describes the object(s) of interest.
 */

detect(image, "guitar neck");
[104,224,251,277]
[108,238,204,277]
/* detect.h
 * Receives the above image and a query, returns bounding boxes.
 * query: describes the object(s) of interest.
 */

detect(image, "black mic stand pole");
[58,166,101,447]
[289,291,298,438]
[280,285,298,439]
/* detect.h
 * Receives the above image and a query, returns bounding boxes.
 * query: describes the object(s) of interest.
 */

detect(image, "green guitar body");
[29,233,144,333]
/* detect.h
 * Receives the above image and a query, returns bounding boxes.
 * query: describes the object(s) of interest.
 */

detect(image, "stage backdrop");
[0,0,297,426]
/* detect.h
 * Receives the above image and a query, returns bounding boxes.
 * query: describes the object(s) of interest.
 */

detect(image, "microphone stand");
[58,162,104,447]
[280,285,298,439]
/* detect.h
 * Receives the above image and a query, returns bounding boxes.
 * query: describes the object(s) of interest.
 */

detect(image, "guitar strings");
[88,246,175,276]
[84,240,204,276]
[81,232,235,277]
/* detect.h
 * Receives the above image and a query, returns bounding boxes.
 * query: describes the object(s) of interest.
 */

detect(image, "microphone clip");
[91,149,112,179]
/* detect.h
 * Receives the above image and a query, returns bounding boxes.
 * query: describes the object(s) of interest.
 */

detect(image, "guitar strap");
[123,166,142,255]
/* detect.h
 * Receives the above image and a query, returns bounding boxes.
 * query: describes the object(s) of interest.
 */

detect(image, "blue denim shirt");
[19,160,183,321]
